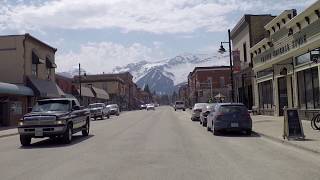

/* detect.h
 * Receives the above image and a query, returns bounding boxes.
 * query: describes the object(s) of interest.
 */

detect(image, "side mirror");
[72,105,80,111]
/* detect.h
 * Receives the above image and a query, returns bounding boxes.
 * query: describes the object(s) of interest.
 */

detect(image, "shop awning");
[32,50,45,64]
[91,87,109,100]
[27,77,65,98]
[46,57,57,68]
[0,82,34,96]
[76,87,94,98]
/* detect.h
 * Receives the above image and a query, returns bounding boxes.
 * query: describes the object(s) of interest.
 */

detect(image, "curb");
[0,132,18,139]
[253,131,320,155]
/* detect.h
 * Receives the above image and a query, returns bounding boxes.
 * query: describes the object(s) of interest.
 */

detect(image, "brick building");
[188,66,231,105]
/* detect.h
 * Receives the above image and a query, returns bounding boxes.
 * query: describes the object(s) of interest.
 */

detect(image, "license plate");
[231,123,239,127]
[35,128,43,137]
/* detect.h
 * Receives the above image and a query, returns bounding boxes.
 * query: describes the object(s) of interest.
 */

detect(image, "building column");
[286,75,293,108]
[252,74,259,108]
[273,78,279,116]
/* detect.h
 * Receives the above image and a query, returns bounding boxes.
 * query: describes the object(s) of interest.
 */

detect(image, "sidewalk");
[252,115,320,154]
[0,126,18,138]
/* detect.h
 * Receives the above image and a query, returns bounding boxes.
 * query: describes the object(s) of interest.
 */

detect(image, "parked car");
[140,104,147,110]
[191,103,207,121]
[174,101,186,111]
[107,104,120,116]
[207,103,252,135]
[18,98,90,146]
[89,103,110,120]
[200,103,217,127]
[146,104,155,110]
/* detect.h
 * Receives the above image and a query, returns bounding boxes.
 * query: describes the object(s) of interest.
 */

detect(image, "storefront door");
[278,77,288,116]
[0,102,9,126]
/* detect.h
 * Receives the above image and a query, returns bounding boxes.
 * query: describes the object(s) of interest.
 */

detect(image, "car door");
[71,100,85,128]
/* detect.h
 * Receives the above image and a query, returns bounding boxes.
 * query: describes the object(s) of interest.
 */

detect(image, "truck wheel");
[207,123,211,131]
[183,109,185,111]
[62,124,72,144]
[20,135,31,146]
[82,121,90,137]
[175,109,176,111]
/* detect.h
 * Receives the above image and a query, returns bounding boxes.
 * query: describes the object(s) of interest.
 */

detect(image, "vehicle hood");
[24,111,68,117]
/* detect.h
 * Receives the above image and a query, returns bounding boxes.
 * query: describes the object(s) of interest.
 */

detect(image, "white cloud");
[56,41,164,73]
[0,0,316,34]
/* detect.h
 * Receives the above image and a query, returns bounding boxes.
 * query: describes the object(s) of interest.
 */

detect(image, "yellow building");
[251,1,320,119]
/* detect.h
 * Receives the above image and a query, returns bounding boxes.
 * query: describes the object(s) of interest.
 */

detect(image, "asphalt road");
[0,106,320,180]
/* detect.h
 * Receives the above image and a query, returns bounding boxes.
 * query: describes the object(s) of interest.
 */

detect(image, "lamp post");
[219,29,234,102]
[78,63,86,105]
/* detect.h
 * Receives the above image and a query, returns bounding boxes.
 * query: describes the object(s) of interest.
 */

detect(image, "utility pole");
[228,29,235,102]
[79,63,82,105]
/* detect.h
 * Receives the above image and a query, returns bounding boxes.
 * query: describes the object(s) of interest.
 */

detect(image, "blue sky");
[0,0,316,73]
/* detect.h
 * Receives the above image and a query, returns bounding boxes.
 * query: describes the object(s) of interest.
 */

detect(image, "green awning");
[0,82,34,96]
[91,87,109,100]
[27,77,65,98]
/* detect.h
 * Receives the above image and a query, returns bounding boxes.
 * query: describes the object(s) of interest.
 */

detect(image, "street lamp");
[218,29,234,102]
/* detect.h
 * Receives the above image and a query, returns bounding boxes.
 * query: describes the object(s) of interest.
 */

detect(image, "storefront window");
[297,67,319,109]
[296,48,320,65]
[258,80,273,109]
[296,52,310,65]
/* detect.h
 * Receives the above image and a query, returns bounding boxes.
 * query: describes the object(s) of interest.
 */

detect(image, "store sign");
[254,18,320,65]
[255,34,307,64]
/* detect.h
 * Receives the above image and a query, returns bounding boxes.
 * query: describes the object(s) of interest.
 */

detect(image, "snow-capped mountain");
[113,53,228,94]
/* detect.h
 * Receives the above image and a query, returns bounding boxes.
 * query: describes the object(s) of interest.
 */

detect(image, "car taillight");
[242,112,251,119]
[215,112,224,120]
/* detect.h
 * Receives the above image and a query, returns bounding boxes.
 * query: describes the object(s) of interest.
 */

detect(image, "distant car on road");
[191,103,207,121]
[146,104,155,110]
[107,104,120,116]
[174,101,186,111]
[140,104,147,110]
[200,103,217,127]
[207,103,252,135]
[89,103,110,120]
[18,98,90,146]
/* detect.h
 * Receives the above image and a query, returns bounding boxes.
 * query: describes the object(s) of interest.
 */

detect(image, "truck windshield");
[32,100,70,112]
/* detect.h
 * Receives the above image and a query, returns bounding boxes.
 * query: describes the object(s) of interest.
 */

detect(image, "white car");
[89,103,110,120]
[146,104,155,110]
[106,104,120,116]
[174,101,185,111]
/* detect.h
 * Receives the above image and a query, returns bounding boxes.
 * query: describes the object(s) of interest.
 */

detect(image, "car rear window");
[219,105,247,113]
[175,102,184,105]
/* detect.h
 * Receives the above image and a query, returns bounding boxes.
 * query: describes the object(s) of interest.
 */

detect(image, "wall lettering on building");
[292,34,307,49]
[258,34,308,63]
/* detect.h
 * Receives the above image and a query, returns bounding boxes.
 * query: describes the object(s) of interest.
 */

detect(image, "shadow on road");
[19,134,94,149]
[212,131,261,138]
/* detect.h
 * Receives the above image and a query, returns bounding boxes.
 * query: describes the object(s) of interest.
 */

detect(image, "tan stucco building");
[0,34,64,126]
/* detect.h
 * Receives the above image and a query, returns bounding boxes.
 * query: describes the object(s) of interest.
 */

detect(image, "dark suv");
[18,98,90,146]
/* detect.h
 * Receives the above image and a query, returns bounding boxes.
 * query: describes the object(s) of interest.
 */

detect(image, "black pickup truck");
[18,98,90,146]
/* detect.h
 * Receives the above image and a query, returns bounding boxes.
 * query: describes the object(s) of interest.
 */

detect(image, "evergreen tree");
[144,84,150,93]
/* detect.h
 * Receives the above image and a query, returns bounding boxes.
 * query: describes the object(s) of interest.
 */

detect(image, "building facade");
[188,66,231,105]
[231,14,275,110]
[251,2,320,120]
[0,34,63,126]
